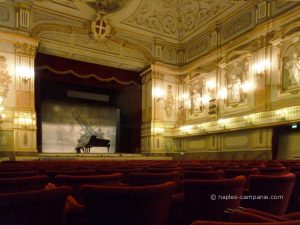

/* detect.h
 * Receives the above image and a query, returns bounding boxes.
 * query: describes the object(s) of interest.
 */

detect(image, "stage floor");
[0,152,172,161]
[38,153,172,161]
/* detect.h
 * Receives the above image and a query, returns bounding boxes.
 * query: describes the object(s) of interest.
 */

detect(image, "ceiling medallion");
[91,12,111,42]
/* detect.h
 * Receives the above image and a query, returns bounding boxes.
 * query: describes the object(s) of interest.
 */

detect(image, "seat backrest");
[0,170,39,178]
[248,173,296,215]
[0,186,71,225]
[287,172,300,213]
[224,168,259,179]
[183,166,214,171]
[259,167,288,175]
[127,171,181,186]
[147,167,182,173]
[80,181,177,225]
[54,173,123,201]
[183,170,224,180]
[183,175,246,222]
[0,175,49,193]
[44,169,96,181]
[191,220,300,225]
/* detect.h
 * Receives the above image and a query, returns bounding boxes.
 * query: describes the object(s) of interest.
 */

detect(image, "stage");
[0,151,173,161]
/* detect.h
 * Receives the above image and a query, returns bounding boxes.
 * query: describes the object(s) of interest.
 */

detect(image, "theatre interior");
[1,0,300,225]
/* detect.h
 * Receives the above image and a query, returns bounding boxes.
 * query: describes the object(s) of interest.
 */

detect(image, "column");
[0,32,38,155]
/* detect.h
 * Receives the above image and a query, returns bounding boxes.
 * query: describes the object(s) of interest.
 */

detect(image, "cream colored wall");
[141,2,300,160]
[0,1,38,154]
[0,32,38,153]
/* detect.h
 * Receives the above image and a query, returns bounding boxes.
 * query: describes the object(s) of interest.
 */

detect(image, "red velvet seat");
[169,176,246,225]
[0,170,39,178]
[147,167,182,173]
[243,173,296,215]
[225,168,259,179]
[288,172,300,212]
[183,170,224,180]
[259,167,288,175]
[190,220,300,225]
[183,166,214,171]
[80,181,177,225]
[225,207,300,223]
[0,186,71,225]
[0,175,49,193]
[127,171,181,186]
[44,169,96,182]
[54,173,123,202]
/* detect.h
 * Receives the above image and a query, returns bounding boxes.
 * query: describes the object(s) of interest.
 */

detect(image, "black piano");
[75,135,110,153]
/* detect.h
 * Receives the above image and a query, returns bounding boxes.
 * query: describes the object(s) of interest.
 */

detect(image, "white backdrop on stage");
[41,99,119,153]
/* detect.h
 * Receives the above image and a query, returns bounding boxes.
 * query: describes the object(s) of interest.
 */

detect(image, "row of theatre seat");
[1,159,300,225]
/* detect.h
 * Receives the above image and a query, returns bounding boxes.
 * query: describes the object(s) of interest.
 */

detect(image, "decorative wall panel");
[221,10,255,44]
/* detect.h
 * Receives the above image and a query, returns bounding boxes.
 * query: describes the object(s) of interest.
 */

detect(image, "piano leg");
[75,147,81,154]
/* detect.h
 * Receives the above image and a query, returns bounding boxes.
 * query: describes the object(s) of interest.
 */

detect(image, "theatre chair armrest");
[226,208,279,223]
[237,208,288,221]
[172,193,184,203]
[285,211,300,220]
[65,195,85,214]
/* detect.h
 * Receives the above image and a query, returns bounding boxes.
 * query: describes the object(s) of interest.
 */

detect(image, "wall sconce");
[180,125,192,134]
[16,65,34,82]
[153,87,165,102]
[241,80,255,93]
[276,109,288,121]
[252,60,270,79]
[201,95,210,106]
[16,55,34,82]
[180,92,190,107]
[217,88,228,102]
[14,112,35,128]
[0,105,5,124]
[206,79,216,92]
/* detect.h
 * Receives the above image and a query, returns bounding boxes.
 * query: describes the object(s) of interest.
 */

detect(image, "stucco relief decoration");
[225,58,249,105]
[282,43,300,91]
[164,85,175,118]
[0,56,11,99]
[89,0,126,42]
[189,76,205,117]
[124,0,233,40]
[91,12,111,42]
[15,43,37,57]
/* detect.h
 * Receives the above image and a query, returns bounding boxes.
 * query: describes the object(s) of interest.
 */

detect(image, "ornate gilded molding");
[151,70,165,80]
[30,23,90,38]
[15,43,37,57]
[0,56,11,98]
[31,22,154,64]
[123,0,233,40]
[108,35,154,63]
[196,59,220,73]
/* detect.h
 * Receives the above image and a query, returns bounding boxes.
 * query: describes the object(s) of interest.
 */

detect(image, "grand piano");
[75,135,110,153]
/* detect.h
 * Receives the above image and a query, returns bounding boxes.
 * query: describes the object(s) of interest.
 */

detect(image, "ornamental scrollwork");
[0,56,11,98]
[15,43,37,57]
